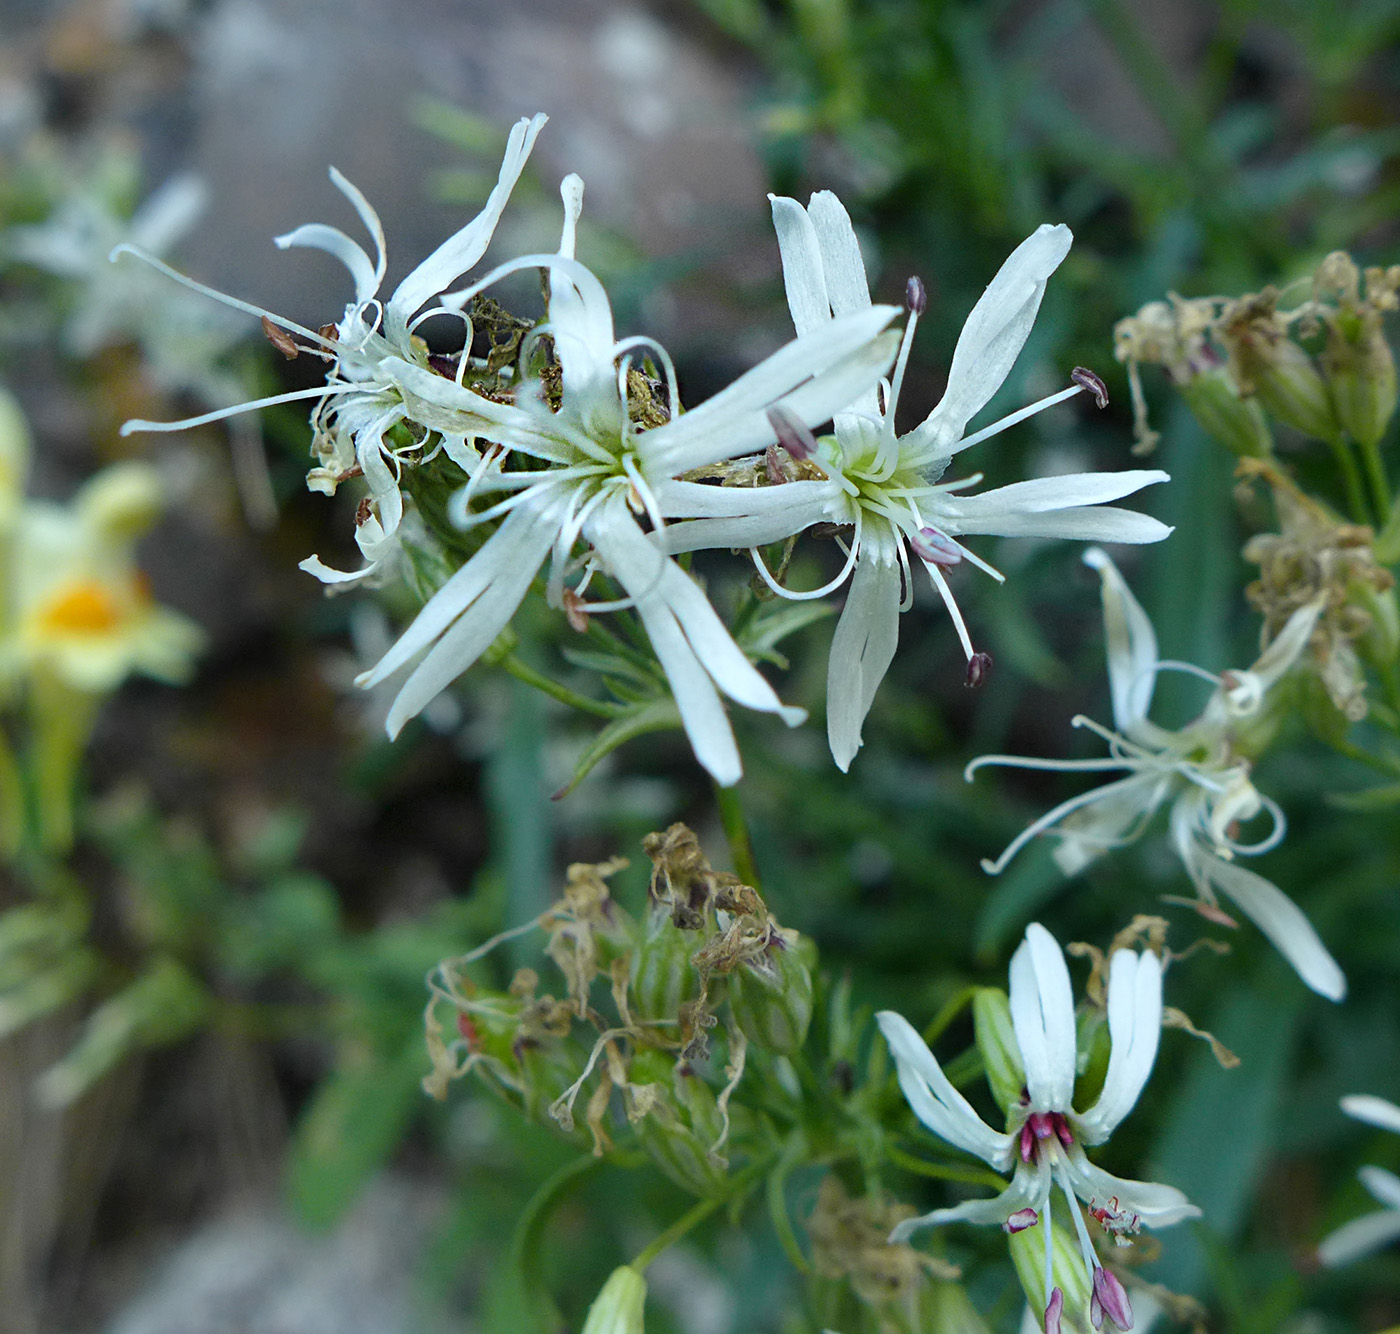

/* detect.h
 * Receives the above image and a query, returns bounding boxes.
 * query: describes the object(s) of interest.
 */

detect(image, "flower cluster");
[113,116,1172,784]
[1319,1094,1400,1266]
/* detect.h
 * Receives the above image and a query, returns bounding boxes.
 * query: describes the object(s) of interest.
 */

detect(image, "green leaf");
[553,698,683,798]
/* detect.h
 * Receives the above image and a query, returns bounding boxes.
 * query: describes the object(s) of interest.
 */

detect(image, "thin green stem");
[631,1159,769,1272]
[1358,433,1393,522]
[0,721,25,861]
[499,651,624,718]
[1327,434,1371,525]
[885,1144,1009,1192]
[921,986,979,1048]
[713,780,761,890]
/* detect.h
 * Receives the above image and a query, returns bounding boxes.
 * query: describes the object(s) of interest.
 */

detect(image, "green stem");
[0,721,25,861]
[631,1159,769,1272]
[713,780,761,890]
[29,676,100,855]
[921,985,978,1048]
[1327,433,1372,525]
[885,1144,1009,1192]
[499,652,624,719]
[1358,434,1393,522]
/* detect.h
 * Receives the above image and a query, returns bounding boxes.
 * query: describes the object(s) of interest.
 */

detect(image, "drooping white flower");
[967,547,1345,1002]
[1319,1095,1400,1266]
[112,114,551,583]
[353,176,901,785]
[658,192,1172,770]
[879,923,1198,1334]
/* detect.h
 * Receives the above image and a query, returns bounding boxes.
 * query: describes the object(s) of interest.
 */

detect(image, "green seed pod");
[1252,338,1341,442]
[1355,580,1400,669]
[629,1050,729,1198]
[1324,305,1398,448]
[972,987,1024,1117]
[728,928,816,1055]
[629,917,704,1024]
[1178,366,1274,457]
[1007,1216,1095,1334]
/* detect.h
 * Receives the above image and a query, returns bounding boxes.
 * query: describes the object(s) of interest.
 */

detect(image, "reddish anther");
[1003,1207,1039,1233]
[965,651,994,689]
[1071,365,1110,408]
[765,404,819,461]
[1043,1287,1064,1334]
[906,275,928,314]
[1091,1267,1134,1330]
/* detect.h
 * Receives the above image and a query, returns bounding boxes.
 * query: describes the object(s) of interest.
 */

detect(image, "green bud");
[1007,1216,1095,1334]
[728,928,816,1055]
[581,1265,647,1334]
[1253,338,1341,442]
[972,987,1024,1116]
[1323,305,1398,448]
[629,1050,729,1197]
[629,917,704,1024]
[1178,366,1274,457]
[1355,581,1400,669]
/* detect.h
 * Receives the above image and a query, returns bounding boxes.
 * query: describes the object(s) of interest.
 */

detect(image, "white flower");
[112,114,551,584]
[353,176,901,786]
[967,546,1346,1002]
[1319,1095,1400,1266]
[658,192,1172,770]
[879,923,1198,1334]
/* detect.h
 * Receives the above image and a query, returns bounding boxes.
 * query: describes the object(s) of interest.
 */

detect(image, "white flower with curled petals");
[658,192,1172,771]
[878,923,1197,1334]
[1319,1095,1400,1267]
[113,114,551,584]
[351,178,900,785]
[967,546,1345,1002]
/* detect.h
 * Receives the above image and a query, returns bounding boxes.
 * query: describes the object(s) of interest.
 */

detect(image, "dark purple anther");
[1044,1287,1064,1334]
[1072,365,1110,408]
[766,404,818,461]
[906,276,927,315]
[1092,1267,1134,1330]
[1003,1207,1040,1233]
[965,652,993,689]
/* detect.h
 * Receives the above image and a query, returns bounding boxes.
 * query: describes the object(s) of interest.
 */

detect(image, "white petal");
[1186,845,1347,1002]
[275,222,380,306]
[1318,1207,1400,1267]
[1079,949,1161,1143]
[131,174,208,255]
[386,112,547,331]
[807,191,874,318]
[1009,923,1077,1111]
[1341,1095,1400,1136]
[889,1170,1042,1244]
[558,173,585,259]
[876,1010,1014,1170]
[299,553,381,585]
[1361,1165,1400,1210]
[826,532,901,771]
[916,223,1072,445]
[644,307,898,476]
[1064,1151,1200,1228]
[946,470,1170,517]
[769,195,832,337]
[948,506,1174,545]
[588,502,803,724]
[359,487,566,690]
[1251,596,1324,693]
[1084,546,1160,737]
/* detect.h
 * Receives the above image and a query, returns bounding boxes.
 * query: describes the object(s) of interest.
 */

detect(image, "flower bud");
[1177,366,1274,458]
[1354,580,1400,670]
[629,916,704,1024]
[972,987,1025,1116]
[1007,1218,1094,1334]
[728,927,816,1055]
[628,1050,729,1197]
[77,462,165,543]
[1323,304,1398,448]
[581,1265,647,1334]
[1221,293,1341,442]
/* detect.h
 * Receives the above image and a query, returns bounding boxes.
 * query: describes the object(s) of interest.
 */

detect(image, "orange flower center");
[36,580,124,635]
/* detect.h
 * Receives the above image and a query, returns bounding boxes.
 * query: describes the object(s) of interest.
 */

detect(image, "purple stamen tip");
[906,276,927,314]
[1072,366,1109,408]
[1092,1267,1134,1330]
[765,404,818,461]
[1003,1207,1039,1233]
[911,527,962,567]
[1044,1287,1065,1334]
[965,652,993,689]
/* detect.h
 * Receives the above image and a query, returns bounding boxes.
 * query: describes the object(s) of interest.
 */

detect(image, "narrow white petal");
[558,173,585,259]
[359,488,565,689]
[1361,1166,1400,1210]
[877,1011,1015,1169]
[387,112,547,330]
[1084,546,1160,736]
[651,479,844,553]
[917,223,1072,444]
[1318,1207,1400,1266]
[275,223,379,306]
[1064,1151,1201,1228]
[948,506,1174,545]
[588,503,803,725]
[299,553,381,585]
[807,191,875,317]
[1079,949,1161,1143]
[1010,924,1077,1111]
[131,174,208,255]
[889,1171,1042,1244]
[826,534,901,771]
[944,470,1170,517]
[1251,596,1324,692]
[1341,1095,1400,1136]
[1188,846,1346,1001]
[769,195,832,336]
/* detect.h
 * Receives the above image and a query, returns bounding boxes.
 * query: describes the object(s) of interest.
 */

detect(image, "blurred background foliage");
[2,0,1400,1331]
